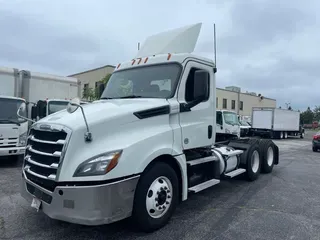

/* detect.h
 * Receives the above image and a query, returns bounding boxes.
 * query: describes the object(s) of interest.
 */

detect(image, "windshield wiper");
[118,95,143,99]
[100,97,114,100]
[0,119,20,126]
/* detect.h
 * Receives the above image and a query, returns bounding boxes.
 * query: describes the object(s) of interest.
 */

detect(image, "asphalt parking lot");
[1,131,319,240]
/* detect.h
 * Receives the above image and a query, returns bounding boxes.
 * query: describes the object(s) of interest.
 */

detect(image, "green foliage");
[300,106,320,124]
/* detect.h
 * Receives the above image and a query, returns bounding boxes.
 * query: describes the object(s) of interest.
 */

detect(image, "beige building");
[216,86,276,117]
[68,64,115,98]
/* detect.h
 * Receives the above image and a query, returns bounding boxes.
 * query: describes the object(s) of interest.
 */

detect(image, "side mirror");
[31,106,37,120]
[193,70,209,100]
[67,97,81,113]
[37,100,47,118]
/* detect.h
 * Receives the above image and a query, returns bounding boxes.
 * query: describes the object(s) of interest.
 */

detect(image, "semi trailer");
[0,67,28,160]
[249,107,304,139]
[20,23,279,232]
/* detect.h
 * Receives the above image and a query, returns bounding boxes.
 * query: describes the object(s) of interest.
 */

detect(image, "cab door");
[177,60,215,149]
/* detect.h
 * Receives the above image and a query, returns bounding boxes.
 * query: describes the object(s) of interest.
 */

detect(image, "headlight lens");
[73,150,122,177]
[19,132,28,146]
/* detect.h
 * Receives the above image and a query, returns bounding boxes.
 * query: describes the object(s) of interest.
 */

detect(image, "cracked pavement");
[0,132,319,240]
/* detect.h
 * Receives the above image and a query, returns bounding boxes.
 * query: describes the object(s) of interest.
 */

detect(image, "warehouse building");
[68,66,276,118]
[217,86,276,118]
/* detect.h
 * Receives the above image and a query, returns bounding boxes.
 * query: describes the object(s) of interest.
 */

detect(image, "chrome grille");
[23,124,71,192]
[0,137,18,147]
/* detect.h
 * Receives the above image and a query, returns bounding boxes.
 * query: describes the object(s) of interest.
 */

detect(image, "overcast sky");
[0,0,318,111]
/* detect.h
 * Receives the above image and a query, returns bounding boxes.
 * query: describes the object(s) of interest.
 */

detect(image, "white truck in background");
[249,107,304,139]
[216,110,240,142]
[20,23,280,232]
[0,67,28,160]
[19,70,81,121]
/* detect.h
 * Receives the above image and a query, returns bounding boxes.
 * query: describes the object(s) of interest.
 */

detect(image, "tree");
[313,106,320,121]
[300,107,314,124]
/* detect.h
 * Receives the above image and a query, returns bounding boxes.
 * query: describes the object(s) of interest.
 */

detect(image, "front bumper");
[0,146,25,157]
[21,172,140,225]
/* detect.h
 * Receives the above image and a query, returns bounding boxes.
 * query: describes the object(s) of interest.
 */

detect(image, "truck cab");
[216,110,240,141]
[0,96,28,159]
[30,99,87,121]
[20,23,279,233]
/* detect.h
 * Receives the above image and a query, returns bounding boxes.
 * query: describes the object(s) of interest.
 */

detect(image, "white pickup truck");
[20,23,279,232]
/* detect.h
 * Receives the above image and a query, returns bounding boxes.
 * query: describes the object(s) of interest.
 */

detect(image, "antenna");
[213,23,217,73]
[138,42,140,50]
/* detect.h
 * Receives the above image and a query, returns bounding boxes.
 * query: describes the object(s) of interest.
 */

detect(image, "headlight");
[19,132,28,146]
[73,150,122,177]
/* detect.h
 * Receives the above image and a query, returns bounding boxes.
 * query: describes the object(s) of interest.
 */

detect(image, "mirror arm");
[17,110,35,124]
[71,103,92,142]
[179,97,204,113]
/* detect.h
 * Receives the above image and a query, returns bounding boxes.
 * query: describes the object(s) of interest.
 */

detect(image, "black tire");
[300,132,305,139]
[245,144,261,181]
[313,147,317,152]
[131,162,179,232]
[259,139,275,173]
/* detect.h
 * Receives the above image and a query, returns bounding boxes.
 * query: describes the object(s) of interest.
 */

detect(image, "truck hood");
[37,98,169,130]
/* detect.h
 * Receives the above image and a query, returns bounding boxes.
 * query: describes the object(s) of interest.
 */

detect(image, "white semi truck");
[20,23,279,232]
[249,107,304,139]
[0,67,28,160]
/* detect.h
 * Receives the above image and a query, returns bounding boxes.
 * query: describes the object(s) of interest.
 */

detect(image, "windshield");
[100,64,181,99]
[48,101,69,115]
[240,120,250,126]
[223,111,239,125]
[0,98,26,123]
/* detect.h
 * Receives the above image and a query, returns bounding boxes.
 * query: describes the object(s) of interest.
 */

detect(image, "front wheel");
[131,162,179,232]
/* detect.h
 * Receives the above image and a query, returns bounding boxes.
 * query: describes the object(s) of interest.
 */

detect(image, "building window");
[240,101,243,110]
[231,100,236,110]
[223,98,227,109]
[216,97,218,108]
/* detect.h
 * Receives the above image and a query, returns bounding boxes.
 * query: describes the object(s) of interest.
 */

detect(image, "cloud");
[0,0,318,110]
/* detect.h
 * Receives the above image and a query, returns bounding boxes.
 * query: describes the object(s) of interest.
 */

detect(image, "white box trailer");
[250,107,304,139]
[20,70,80,119]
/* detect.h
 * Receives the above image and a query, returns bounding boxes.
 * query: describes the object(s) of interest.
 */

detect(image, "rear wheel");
[245,144,261,181]
[300,132,305,139]
[259,139,275,173]
[131,162,179,232]
[313,147,317,152]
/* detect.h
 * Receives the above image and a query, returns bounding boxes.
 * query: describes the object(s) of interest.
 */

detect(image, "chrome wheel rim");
[251,150,260,173]
[267,146,274,166]
[146,176,173,219]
